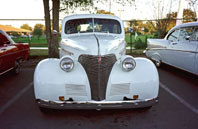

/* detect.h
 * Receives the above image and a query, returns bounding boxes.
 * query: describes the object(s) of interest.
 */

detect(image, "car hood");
[60,34,125,57]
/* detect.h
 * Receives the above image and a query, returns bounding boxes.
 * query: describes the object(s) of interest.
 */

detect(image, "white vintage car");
[145,22,198,75]
[34,14,159,110]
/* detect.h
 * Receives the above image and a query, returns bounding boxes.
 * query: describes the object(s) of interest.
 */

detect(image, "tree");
[188,0,198,21]
[20,24,32,31]
[96,10,114,15]
[43,0,94,58]
[43,0,135,58]
[165,9,197,31]
[33,24,44,40]
[147,0,175,38]
[43,0,60,58]
[60,0,93,14]
[166,11,177,31]
[183,9,197,23]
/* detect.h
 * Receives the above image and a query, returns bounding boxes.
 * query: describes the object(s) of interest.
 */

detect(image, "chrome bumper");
[36,97,158,110]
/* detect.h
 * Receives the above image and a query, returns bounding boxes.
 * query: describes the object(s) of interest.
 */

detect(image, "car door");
[0,42,5,73]
[0,31,16,74]
[165,29,180,65]
[191,27,198,74]
[167,27,196,74]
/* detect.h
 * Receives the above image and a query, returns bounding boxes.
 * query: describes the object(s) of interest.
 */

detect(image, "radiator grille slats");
[78,54,116,101]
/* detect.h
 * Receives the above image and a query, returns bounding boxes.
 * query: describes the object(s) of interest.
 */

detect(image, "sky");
[0,0,193,28]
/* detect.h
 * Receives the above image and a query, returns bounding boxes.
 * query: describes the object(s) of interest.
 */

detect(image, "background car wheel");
[154,60,161,67]
[13,60,21,75]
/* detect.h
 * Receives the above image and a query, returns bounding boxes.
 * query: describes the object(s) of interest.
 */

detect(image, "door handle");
[171,42,177,45]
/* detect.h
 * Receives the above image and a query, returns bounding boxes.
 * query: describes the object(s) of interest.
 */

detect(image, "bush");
[153,32,160,38]
[134,38,147,49]
[32,24,44,40]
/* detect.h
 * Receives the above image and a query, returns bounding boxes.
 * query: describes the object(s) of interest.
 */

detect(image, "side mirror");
[185,35,190,40]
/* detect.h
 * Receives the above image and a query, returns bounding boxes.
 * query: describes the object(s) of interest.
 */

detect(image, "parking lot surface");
[0,59,198,129]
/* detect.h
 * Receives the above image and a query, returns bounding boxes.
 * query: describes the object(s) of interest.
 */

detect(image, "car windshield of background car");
[167,29,180,42]
[0,33,10,45]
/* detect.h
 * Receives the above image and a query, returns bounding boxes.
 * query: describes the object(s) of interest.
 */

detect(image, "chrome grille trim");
[78,54,116,101]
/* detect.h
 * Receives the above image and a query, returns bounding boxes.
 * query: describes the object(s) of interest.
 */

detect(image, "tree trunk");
[43,0,52,57]
[51,0,60,58]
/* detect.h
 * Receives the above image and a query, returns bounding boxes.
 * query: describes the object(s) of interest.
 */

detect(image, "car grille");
[78,54,116,101]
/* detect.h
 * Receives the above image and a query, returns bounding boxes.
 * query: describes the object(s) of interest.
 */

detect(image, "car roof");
[62,14,122,22]
[170,22,198,32]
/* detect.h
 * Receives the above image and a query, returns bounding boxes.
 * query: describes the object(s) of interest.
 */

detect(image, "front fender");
[34,58,91,101]
[106,57,159,101]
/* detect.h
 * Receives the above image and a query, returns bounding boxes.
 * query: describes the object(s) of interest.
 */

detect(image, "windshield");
[65,18,121,34]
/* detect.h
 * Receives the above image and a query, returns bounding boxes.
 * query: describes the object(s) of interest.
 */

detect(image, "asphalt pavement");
[0,60,198,129]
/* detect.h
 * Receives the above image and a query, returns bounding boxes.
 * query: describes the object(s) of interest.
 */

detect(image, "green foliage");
[13,36,61,47]
[11,32,20,38]
[144,28,149,33]
[20,24,32,31]
[125,33,153,44]
[33,24,44,40]
[30,49,48,56]
[134,38,147,49]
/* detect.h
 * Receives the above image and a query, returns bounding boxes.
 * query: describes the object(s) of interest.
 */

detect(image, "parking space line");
[0,82,33,115]
[160,82,198,115]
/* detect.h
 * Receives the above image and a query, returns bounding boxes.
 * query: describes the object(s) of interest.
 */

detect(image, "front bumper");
[36,97,158,110]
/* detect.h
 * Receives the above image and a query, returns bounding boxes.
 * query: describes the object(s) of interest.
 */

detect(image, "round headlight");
[122,57,136,72]
[60,57,74,72]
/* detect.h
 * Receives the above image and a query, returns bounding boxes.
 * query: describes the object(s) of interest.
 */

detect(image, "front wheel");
[13,60,21,75]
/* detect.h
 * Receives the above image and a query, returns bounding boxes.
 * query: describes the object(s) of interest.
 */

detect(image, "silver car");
[145,22,198,75]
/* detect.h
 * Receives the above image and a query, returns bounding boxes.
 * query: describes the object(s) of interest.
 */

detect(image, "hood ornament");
[98,55,102,64]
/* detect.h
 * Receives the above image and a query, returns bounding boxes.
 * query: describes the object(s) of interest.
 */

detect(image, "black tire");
[13,60,21,75]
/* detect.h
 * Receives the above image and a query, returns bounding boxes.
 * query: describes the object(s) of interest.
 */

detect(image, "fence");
[0,18,197,55]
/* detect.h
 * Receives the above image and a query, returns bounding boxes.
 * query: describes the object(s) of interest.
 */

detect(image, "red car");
[0,30,29,75]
